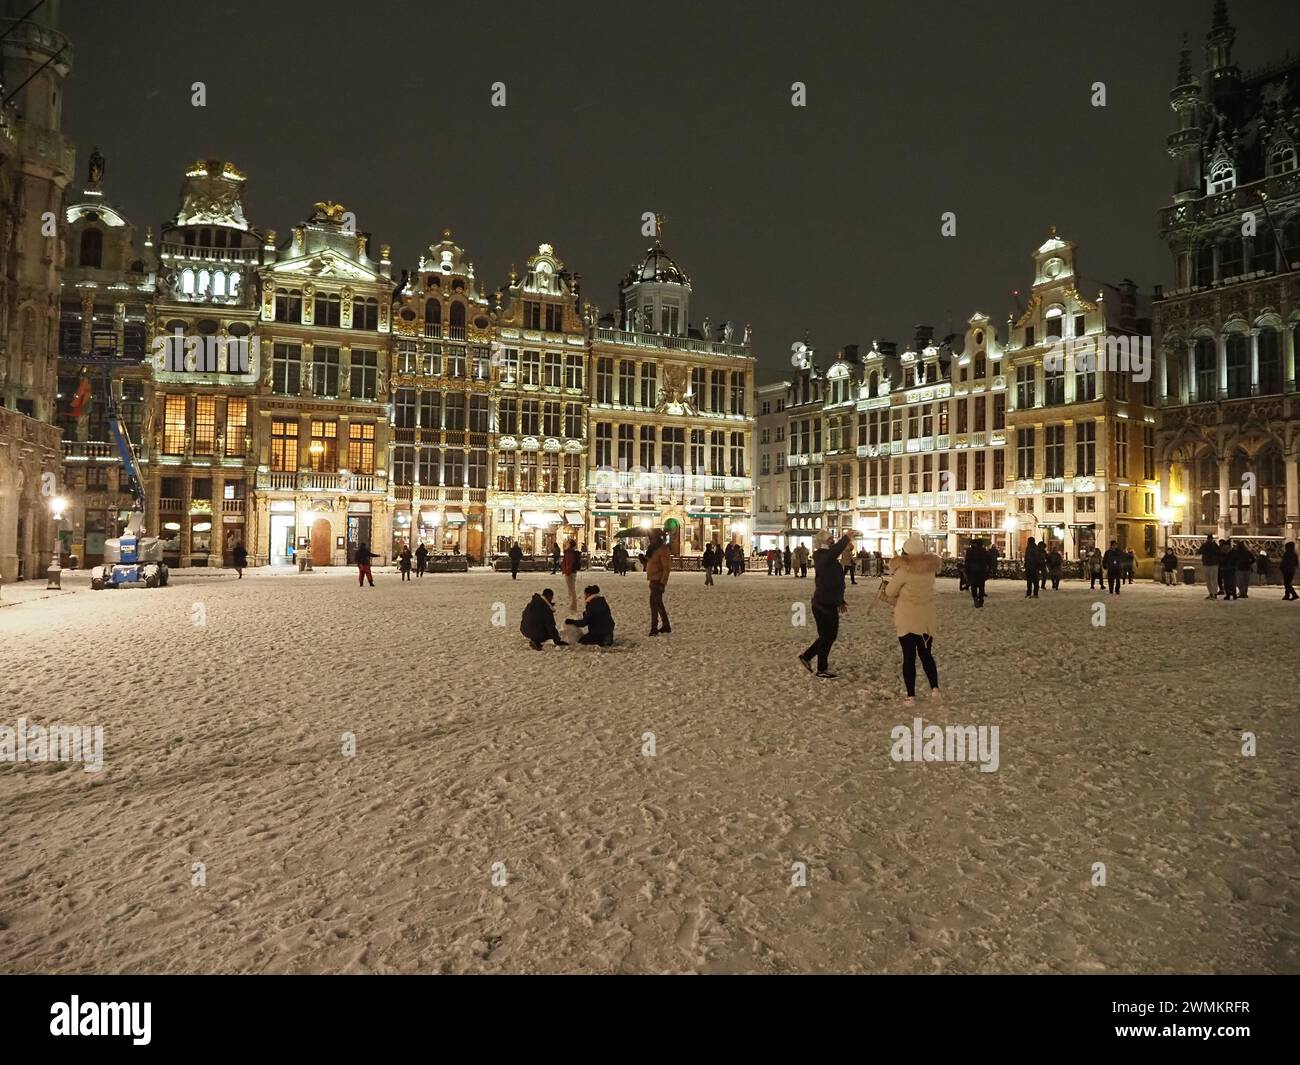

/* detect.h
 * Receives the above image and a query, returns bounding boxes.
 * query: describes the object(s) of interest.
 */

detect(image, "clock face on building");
[1044,258,1064,279]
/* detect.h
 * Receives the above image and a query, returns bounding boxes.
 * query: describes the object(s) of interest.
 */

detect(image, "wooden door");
[311,518,333,566]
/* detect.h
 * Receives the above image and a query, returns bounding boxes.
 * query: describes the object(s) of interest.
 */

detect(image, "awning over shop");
[614,526,653,539]
[419,508,440,524]
[1068,522,1097,528]
[521,510,561,526]
[444,510,466,526]
[754,524,786,535]
[564,511,584,525]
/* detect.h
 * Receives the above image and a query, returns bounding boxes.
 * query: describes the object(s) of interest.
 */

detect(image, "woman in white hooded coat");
[882,532,941,704]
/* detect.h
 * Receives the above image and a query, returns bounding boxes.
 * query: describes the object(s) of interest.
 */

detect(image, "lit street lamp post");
[47,495,67,590]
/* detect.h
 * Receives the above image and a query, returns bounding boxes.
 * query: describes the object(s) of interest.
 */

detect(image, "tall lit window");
[270,418,298,471]
[272,343,301,395]
[350,349,378,400]
[1076,420,1096,475]
[543,351,561,388]
[596,358,613,403]
[564,353,583,391]
[640,362,658,408]
[314,292,341,327]
[225,397,247,456]
[194,395,216,455]
[1114,420,1129,476]
[348,422,376,474]
[1016,427,1035,479]
[312,345,340,398]
[618,360,636,405]
[163,394,187,454]
[1045,425,1065,478]
[309,420,337,471]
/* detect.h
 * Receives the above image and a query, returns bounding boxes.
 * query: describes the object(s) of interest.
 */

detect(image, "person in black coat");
[565,585,615,646]
[1102,540,1123,595]
[1199,533,1220,599]
[783,546,792,575]
[964,539,989,607]
[231,541,248,579]
[398,545,413,581]
[1023,537,1041,598]
[1160,546,1178,586]
[1281,542,1298,601]
[1122,549,1136,584]
[1233,541,1254,598]
[549,542,561,575]
[507,541,524,579]
[1218,539,1234,597]
[798,532,853,678]
[521,589,567,650]
[1046,546,1063,590]
[355,542,377,587]
[414,541,429,578]
[986,544,1000,581]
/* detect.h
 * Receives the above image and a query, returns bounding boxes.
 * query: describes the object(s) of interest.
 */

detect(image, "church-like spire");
[1205,0,1236,74]
[1177,32,1192,85]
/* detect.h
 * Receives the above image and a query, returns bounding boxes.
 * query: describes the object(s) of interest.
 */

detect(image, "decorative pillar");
[1186,340,1197,403]
[1157,345,1168,404]
[1284,322,1297,392]
[1216,333,1228,399]
[1249,328,1260,395]
[1217,456,1231,537]
[1285,453,1299,546]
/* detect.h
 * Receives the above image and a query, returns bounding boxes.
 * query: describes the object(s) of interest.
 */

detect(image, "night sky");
[58,0,1298,380]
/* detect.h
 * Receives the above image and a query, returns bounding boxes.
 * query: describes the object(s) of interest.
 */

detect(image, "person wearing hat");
[798,529,854,678]
[881,532,941,705]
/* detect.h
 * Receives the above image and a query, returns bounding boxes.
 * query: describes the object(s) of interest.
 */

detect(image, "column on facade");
[180,469,193,564]
[1186,339,1197,403]
[1156,344,1167,404]
[1217,456,1231,537]
[1284,322,1297,392]
[1249,328,1260,394]
[1216,332,1228,398]
[1285,453,1299,545]
[209,472,224,565]
[1178,460,1193,532]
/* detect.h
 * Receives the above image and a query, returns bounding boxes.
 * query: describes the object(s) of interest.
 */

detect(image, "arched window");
[229,272,241,297]
[214,229,228,249]
[1257,325,1282,394]
[868,371,879,397]
[1225,332,1250,398]
[199,228,212,247]
[181,269,196,295]
[1269,141,1298,176]
[1255,446,1286,529]
[78,227,103,268]
[1208,156,1235,194]
[449,301,466,338]
[1193,336,1216,400]
[197,269,211,295]
[424,298,441,337]
[352,297,378,330]
[212,271,226,296]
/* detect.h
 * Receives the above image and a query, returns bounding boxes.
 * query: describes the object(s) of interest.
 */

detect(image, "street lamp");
[47,495,67,590]
[1002,514,1018,561]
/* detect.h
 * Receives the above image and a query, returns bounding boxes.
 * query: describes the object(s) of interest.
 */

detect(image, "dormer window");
[1269,141,1297,176]
[1208,156,1236,194]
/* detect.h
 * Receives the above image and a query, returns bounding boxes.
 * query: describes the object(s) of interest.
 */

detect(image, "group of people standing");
[1198,533,1298,600]
[1020,538,1064,597]
[396,541,433,581]
[701,542,747,583]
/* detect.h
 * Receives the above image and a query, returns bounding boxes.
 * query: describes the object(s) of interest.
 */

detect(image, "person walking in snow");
[355,542,377,587]
[565,584,616,646]
[882,532,941,705]
[783,545,792,575]
[1102,540,1123,595]
[1281,541,1298,601]
[561,537,581,612]
[520,588,567,650]
[1088,547,1104,590]
[415,541,428,578]
[986,543,1000,582]
[1219,539,1236,599]
[702,543,715,586]
[798,530,853,679]
[549,542,561,575]
[1122,549,1136,585]
[794,543,810,579]
[841,540,857,585]
[231,540,248,579]
[1023,537,1041,598]
[645,528,672,635]
[964,538,989,607]
[1046,545,1063,590]
[399,544,413,581]
[508,541,524,580]
[1233,540,1254,599]
[1199,533,1219,599]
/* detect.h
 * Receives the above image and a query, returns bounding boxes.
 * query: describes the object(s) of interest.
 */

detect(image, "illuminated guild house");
[1003,231,1158,562]
[147,160,263,567]
[589,236,755,556]
[254,201,394,566]
[944,316,1010,556]
[0,2,72,582]
[55,151,154,567]
[851,339,901,556]
[753,379,789,549]
[1154,7,1300,556]
[489,243,588,555]
[782,342,830,549]
[389,231,493,561]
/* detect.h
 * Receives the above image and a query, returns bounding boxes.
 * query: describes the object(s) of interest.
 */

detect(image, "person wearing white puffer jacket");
[882,532,941,705]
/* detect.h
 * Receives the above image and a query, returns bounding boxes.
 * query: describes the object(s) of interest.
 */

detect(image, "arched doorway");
[311,518,333,566]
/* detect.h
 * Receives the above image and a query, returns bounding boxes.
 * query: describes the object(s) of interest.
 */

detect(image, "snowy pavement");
[1,566,1296,973]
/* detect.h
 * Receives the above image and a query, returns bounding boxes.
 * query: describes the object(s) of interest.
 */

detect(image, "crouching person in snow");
[565,584,615,646]
[521,588,568,650]
[882,532,941,705]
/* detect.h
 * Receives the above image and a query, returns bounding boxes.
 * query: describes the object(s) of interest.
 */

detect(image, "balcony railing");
[594,327,751,358]
[268,471,297,490]
[222,498,245,513]
[62,440,118,461]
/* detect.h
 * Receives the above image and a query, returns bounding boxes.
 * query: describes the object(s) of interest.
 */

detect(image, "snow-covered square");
[1,567,1296,973]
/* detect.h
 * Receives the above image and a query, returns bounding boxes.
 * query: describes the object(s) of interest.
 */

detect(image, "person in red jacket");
[355,542,376,587]
[561,537,581,612]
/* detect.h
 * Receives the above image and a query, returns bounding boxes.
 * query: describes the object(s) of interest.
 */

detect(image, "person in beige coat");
[645,529,672,635]
[881,532,941,705]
